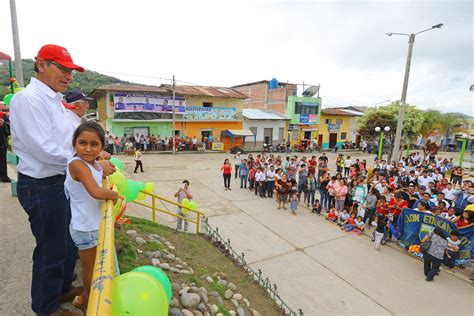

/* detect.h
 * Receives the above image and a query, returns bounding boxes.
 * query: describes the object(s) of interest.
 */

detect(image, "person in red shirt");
[308,156,317,176]
[455,210,473,228]
[388,192,408,218]
[221,159,232,190]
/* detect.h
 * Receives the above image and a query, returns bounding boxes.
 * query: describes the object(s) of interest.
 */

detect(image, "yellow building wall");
[97,94,107,122]
[317,114,354,148]
[185,96,244,110]
[181,121,243,139]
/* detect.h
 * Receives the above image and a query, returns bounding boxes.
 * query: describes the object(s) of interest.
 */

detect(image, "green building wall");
[108,120,173,137]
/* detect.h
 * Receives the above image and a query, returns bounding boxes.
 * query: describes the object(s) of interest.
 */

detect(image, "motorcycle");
[262,143,274,152]
[275,142,286,153]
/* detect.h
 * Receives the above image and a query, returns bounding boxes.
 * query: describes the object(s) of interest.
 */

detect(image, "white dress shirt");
[10,78,76,178]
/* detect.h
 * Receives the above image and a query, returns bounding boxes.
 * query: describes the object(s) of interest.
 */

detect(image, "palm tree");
[437,113,467,148]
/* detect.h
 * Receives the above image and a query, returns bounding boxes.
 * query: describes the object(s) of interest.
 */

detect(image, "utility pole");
[9,0,24,87]
[391,34,414,162]
[172,75,176,154]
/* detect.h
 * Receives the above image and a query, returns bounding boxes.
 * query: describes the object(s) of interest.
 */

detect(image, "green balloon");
[109,171,127,195]
[124,179,140,202]
[112,271,168,316]
[188,201,198,211]
[3,93,14,106]
[110,157,123,171]
[133,266,172,304]
[181,198,190,207]
[137,181,145,191]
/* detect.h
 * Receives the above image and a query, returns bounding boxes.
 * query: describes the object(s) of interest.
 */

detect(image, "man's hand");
[99,160,116,176]
[98,151,111,160]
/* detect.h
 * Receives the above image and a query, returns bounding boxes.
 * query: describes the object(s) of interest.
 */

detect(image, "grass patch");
[115,215,283,315]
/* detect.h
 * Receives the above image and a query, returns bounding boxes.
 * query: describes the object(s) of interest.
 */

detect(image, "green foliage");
[0,59,130,99]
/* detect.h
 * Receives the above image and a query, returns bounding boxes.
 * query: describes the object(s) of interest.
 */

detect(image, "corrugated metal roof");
[321,108,362,116]
[162,84,248,99]
[90,84,169,98]
[242,109,291,120]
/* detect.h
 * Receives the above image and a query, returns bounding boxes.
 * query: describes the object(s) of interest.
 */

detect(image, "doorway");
[318,134,323,146]
[264,128,273,144]
[355,135,361,146]
[304,131,312,140]
[329,133,338,148]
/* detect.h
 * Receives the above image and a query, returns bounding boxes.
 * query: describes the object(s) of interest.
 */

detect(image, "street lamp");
[459,134,468,167]
[387,23,443,162]
[374,100,391,108]
[375,126,390,160]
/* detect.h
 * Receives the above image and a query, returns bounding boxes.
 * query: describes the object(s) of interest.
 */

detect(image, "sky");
[0,0,472,115]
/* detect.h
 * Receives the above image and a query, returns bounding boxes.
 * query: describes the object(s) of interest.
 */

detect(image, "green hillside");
[0,59,131,98]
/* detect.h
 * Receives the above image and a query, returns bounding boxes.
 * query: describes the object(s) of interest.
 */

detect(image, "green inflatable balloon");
[112,271,168,316]
[137,181,145,191]
[181,198,190,207]
[124,179,140,202]
[3,93,14,106]
[109,171,127,195]
[188,201,198,211]
[109,157,123,171]
[133,266,172,304]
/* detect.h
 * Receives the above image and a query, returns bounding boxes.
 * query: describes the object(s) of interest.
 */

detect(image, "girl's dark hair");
[433,227,446,239]
[72,121,105,148]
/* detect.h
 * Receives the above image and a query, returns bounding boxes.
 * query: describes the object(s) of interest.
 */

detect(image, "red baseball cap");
[35,44,84,72]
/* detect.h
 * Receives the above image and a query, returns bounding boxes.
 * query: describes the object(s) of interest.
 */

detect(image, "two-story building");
[318,108,363,149]
[286,96,322,145]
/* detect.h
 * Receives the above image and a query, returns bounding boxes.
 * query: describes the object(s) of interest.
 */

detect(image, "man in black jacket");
[0,112,11,182]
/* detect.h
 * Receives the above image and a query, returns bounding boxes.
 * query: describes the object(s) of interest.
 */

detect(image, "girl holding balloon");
[65,121,122,313]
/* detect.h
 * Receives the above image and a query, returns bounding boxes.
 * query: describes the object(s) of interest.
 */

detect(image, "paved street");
[2,151,472,315]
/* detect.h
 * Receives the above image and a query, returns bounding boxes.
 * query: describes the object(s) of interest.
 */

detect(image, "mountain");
[0,59,132,99]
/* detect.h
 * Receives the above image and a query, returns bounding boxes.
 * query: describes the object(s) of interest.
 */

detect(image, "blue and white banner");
[397,208,473,265]
[113,93,186,113]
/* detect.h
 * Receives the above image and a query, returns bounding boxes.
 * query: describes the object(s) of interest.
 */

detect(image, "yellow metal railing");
[133,190,205,234]
[87,197,115,315]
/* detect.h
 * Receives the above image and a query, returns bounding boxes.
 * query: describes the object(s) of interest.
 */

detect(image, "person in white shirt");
[442,183,456,204]
[344,155,352,177]
[64,89,92,126]
[417,171,434,188]
[265,165,276,198]
[10,44,113,316]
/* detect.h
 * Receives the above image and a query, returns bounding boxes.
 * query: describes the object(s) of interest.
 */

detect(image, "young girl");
[312,199,322,215]
[66,122,119,312]
[326,206,338,222]
[342,212,356,231]
[354,215,366,235]
[290,190,299,215]
[133,148,144,173]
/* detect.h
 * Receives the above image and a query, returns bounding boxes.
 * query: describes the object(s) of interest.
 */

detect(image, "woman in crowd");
[319,171,330,211]
[221,158,232,191]
[276,174,291,210]
[422,227,447,282]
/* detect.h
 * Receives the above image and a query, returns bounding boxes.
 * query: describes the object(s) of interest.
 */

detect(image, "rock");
[229,311,236,316]
[180,293,201,308]
[148,239,162,245]
[200,292,209,304]
[179,286,190,296]
[176,264,184,269]
[159,263,170,270]
[169,245,176,250]
[182,309,193,316]
[144,251,153,259]
[161,252,168,259]
[135,237,146,246]
[216,295,224,306]
[216,314,223,316]
[170,298,180,308]
[232,293,242,301]
[199,287,208,296]
[243,298,250,308]
[250,309,260,316]
[170,267,180,273]
[169,308,184,316]
[172,283,181,291]
[236,307,245,316]
[152,250,162,258]
[209,291,219,298]
[211,304,219,313]
[167,254,176,260]
[217,279,227,286]
[231,299,239,308]
[180,270,191,275]
[189,287,200,294]
[204,312,211,316]
[197,303,207,313]
[193,311,203,316]
[189,267,194,274]
[151,258,161,266]
[149,233,161,239]
[227,282,237,291]
[126,230,138,238]
[224,289,234,300]
[205,276,213,283]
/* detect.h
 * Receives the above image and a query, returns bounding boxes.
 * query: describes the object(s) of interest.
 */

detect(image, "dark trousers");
[134,160,144,172]
[234,164,240,179]
[254,180,260,195]
[328,195,335,209]
[344,167,350,176]
[259,181,266,197]
[240,175,248,188]
[249,179,255,190]
[223,173,231,189]
[423,252,442,281]
[319,189,329,210]
[443,250,458,268]
[336,166,343,173]
[266,181,275,198]
[0,145,7,178]
[364,208,376,225]
[17,173,77,315]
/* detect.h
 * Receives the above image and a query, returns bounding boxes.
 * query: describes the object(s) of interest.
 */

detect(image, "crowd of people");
[222,150,473,280]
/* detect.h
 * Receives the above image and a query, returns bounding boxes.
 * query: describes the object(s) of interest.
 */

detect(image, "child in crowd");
[374,214,387,250]
[337,208,350,226]
[341,212,356,231]
[248,165,256,191]
[66,122,120,312]
[444,231,460,269]
[312,199,322,215]
[441,207,457,222]
[354,215,366,235]
[290,189,298,215]
[326,206,338,222]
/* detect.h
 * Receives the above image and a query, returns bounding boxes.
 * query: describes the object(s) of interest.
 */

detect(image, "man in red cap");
[10,44,112,316]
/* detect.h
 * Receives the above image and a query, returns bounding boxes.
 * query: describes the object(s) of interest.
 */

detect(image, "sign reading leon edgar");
[113,93,186,113]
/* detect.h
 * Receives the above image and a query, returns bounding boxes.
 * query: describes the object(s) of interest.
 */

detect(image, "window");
[336,119,342,124]
[325,119,331,124]
[341,132,347,140]
[296,102,319,114]
[295,102,302,114]
[203,102,213,107]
